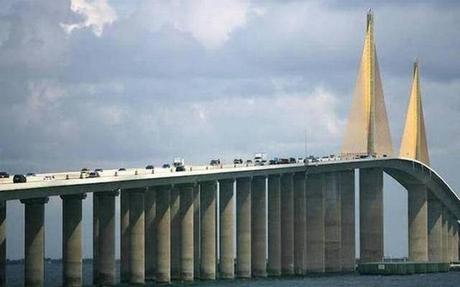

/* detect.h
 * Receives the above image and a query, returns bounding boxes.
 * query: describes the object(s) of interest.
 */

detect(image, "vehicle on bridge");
[233,158,243,164]
[145,165,154,170]
[13,174,26,183]
[254,153,267,166]
[0,172,9,178]
[210,159,221,166]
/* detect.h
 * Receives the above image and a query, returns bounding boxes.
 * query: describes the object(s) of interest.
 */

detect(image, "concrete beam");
[145,188,156,281]
[293,172,306,275]
[428,192,443,261]
[0,201,5,287]
[129,189,145,284]
[408,184,428,261]
[95,191,118,286]
[325,173,341,272]
[219,179,235,279]
[200,181,217,280]
[340,170,355,272]
[156,185,171,283]
[61,194,86,287]
[306,174,325,273]
[267,175,281,276]
[359,168,384,263]
[236,177,251,278]
[251,176,267,277]
[21,197,49,287]
[281,173,294,275]
[179,183,194,281]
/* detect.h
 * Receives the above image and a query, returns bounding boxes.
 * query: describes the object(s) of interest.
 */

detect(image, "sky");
[0,0,459,260]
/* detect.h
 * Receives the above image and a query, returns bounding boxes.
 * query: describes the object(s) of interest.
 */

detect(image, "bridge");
[0,11,459,287]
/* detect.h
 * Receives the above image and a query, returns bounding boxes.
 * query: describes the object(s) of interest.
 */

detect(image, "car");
[145,165,154,170]
[118,168,126,171]
[26,172,36,176]
[175,166,186,172]
[0,172,9,178]
[13,174,27,183]
[269,159,277,165]
[210,159,221,166]
[278,158,289,164]
[233,159,243,164]
[81,168,89,172]
[162,164,170,168]
[88,171,100,178]
[289,157,296,163]
[246,160,252,164]
[95,168,103,172]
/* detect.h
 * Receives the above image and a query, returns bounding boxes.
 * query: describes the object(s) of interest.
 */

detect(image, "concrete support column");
[236,177,251,278]
[359,168,384,263]
[267,175,281,276]
[200,181,217,280]
[193,185,201,278]
[219,179,235,279]
[448,215,454,263]
[293,172,306,275]
[92,195,98,285]
[179,183,194,281]
[441,207,448,262]
[339,170,355,272]
[454,221,459,262]
[325,173,341,272]
[21,197,49,287]
[145,188,156,281]
[281,173,294,275]
[61,194,86,287]
[95,191,118,286]
[408,184,428,261]
[120,190,130,282]
[427,192,442,261]
[0,201,5,286]
[156,186,171,283]
[170,187,181,279]
[251,176,267,277]
[305,173,325,273]
[129,189,145,284]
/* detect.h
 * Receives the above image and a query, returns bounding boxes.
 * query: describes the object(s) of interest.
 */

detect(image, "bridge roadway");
[0,157,459,286]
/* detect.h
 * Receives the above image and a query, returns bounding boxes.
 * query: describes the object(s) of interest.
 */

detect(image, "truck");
[173,157,185,167]
[254,153,267,166]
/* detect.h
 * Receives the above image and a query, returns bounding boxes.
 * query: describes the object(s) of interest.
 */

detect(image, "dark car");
[88,172,100,178]
[289,157,296,163]
[269,159,279,165]
[13,174,27,183]
[26,172,36,176]
[210,159,220,166]
[162,164,171,168]
[0,172,9,178]
[246,160,252,164]
[95,168,103,172]
[278,158,289,164]
[81,168,89,172]
[233,159,243,164]
[175,166,186,172]
[118,168,126,171]
[145,165,154,170]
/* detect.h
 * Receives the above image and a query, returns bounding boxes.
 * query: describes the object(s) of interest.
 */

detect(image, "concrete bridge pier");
[251,176,267,277]
[61,194,86,287]
[408,184,428,261]
[92,195,98,285]
[448,214,454,262]
[193,185,201,278]
[179,183,194,281]
[145,188,156,281]
[0,201,5,286]
[129,189,145,284]
[120,190,130,283]
[236,177,251,278]
[267,175,281,276]
[428,192,443,261]
[324,173,341,272]
[219,179,235,279]
[170,187,181,280]
[454,222,459,262]
[293,172,306,275]
[21,197,49,287]
[305,173,325,273]
[156,186,171,283]
[200,181,217,280]
[360,168,384,263]
[281,173,294,275]
[340,170,355,272]
[95,191,118,286]
[441,207,448,262]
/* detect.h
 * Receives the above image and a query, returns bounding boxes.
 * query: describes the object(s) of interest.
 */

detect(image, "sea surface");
[6,261,460,286]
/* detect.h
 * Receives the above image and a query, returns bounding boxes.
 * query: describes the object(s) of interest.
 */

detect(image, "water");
[6,261,460,286]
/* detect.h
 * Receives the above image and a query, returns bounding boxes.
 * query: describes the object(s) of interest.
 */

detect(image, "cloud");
[133,0,256,49]
[61,0,117,36]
